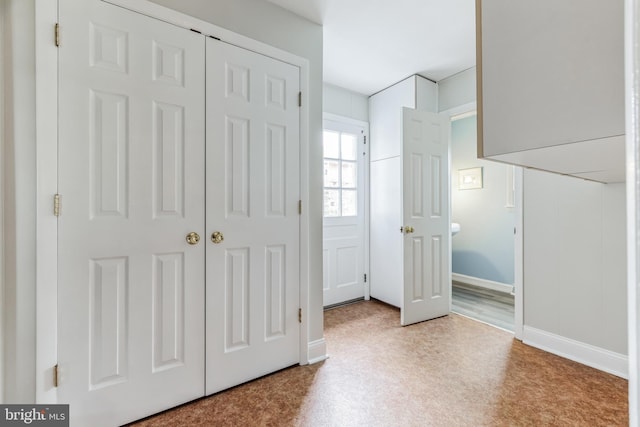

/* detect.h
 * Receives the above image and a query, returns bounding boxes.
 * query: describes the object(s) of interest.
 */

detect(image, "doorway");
[322,114,369,307]
[449,111,523,336]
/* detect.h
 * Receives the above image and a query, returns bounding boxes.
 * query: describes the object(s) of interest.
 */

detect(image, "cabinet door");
[478,0,624,182]
[401,108,451,326]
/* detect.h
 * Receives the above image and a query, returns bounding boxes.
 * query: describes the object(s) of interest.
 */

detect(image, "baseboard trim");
[523,326,628,379]
[307,339,327,365]
[452,273,513,294]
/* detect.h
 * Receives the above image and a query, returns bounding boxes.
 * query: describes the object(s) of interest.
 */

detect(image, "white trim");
[513,167,524,340]
[0,0,5,403]
[523,326,629,379]
[440,101,477,120]
[322,113,371,302]
[625,0,640,423]
[307,339,328,365]
[323,112,368,129]
[452,273,514,294]
[35,0,59,403]
[298,59,311,365]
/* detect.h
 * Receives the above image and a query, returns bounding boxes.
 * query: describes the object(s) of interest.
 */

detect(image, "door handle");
[401,226,414,234]
[211,231,224,244]
[186,232,201,245]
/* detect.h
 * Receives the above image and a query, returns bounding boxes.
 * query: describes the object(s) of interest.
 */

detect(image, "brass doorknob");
[403,226,415,234]
[211,231,224,244]
[186,232,200,245]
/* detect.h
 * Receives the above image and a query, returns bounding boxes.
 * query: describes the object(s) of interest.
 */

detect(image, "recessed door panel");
[89,257,128,390]
[90,90,129,218]
[153,102,185,218]
[225,248,250,352]
[152,253,185,372]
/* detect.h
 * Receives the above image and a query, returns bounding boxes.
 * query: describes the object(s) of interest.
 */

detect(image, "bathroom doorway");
[449,111,523,336]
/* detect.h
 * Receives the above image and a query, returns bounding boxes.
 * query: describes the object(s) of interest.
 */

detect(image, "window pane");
[342,190,357,216]
[342,161,357,188]
[324,160,340,187]
[324,189,340,217]
[323,131,340,158]
[341,133,357,160]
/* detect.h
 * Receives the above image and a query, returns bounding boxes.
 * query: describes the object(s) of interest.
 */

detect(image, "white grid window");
[323,130,358,217]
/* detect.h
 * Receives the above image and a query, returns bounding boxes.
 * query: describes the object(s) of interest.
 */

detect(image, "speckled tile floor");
[131,300,628,427]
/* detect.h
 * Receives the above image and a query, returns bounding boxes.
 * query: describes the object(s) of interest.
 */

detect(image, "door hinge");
[298,308,302,323]
[55,23,60,47]
[364,135,367,145]
[298,92,302,107]
[54,194,61,217]
[298,200,302,215]
[53,364,59,387]
[364,274,367,283]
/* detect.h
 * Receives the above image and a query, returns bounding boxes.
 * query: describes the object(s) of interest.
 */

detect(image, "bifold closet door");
[57,1,206,425]
[205,38,301,395]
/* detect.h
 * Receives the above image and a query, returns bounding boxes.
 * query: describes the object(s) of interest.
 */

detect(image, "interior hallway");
[131,300,627,426]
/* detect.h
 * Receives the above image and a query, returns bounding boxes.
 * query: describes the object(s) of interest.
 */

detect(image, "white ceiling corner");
[266,0,476,95]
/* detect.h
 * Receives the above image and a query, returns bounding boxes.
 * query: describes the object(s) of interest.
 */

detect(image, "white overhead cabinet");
[477,0,625,183]
[369,76,451,326]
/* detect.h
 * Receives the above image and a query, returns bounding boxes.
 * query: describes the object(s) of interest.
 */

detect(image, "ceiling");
[266,0,476,95]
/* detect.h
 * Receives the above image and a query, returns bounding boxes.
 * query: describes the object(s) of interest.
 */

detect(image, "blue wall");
[451,115,515,284]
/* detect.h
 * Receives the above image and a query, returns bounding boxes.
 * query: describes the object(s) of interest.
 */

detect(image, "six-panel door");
[58,1,301,425]
[205,38,301,395]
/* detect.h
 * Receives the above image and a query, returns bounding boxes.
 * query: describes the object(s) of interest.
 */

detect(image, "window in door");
[323,130,358,217]
[322,116,368,307]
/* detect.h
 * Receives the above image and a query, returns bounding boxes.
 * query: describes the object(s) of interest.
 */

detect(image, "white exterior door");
[205,39,301,394]
[401,108,451,326]
[322,118,367,306]
[57,1,205,425]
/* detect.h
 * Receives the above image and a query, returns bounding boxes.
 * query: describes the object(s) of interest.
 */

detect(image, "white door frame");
[625,0,640,423]
[441,101,524,340]
[322,112,370,302]
[31,0,311,403]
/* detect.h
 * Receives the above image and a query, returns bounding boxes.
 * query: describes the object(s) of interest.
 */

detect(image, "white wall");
[438,67,476,113]
[323,83,368,122]
[148,0,325,356]
[524,170,627,355]
[440,67,629,372]
[451,115,515,285]
[2,0,38,402]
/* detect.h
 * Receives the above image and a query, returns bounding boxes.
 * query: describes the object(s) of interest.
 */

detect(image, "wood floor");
[131,300,627,426]
[452,281,515,332]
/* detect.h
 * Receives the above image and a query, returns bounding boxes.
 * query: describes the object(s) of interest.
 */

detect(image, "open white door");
[401,108,451,326]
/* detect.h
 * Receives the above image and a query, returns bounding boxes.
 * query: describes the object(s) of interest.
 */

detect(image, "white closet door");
[205,38,301,394]
[57,1,205,425]
[401,108,451,326]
